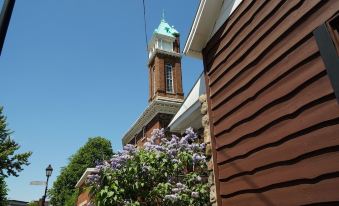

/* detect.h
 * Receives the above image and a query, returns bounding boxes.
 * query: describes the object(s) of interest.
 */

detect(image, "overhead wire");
[142,0,149,53]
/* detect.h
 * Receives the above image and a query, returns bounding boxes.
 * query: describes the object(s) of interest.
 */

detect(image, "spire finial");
[162,9,165,22]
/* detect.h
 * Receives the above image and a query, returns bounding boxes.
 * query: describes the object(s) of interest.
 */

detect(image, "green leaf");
[107,191,114,197]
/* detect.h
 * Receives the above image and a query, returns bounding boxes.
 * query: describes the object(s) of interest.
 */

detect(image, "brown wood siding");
[202,0,339,205]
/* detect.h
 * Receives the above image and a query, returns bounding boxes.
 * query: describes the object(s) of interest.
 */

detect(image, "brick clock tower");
[148,17,184,102]
[122,16,184,146]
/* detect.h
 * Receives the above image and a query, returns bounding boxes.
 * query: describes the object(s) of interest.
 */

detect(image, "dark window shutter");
[314,14,339,103]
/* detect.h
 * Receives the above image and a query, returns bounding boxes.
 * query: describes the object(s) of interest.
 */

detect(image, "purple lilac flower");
[167,176,176,183]
[167,149,177,158]
[107,153,132,170]
[144,143,166,152]
[176,182,185,189]
[161,138,169,143]
[170,135,179,143]
[200,143,206,150]
[171,182,187,194]
[185,127,197,141]
[150,128,165,144]
[190,143,200,151]
[143,142,151,148]
[191,191,199,198]
[91,127,205,198]
[123,200,135,205]
[164,194,179,202]
[141,164,151,172]
[97,160,110,170]
[179,136,189,144]
[95,163,107,170]
[167,142,178,151]
[196,176,202,182]
[86,174,100,184]
[154,144,166,151]
[172,188,180,193]
[192,153,206,164]
[123,144,136,154]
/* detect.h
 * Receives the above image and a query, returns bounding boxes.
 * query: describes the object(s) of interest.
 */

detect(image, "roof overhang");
[122,97,183,145]
[183,0,242,59]
[148,48,181,65]
[75,168,99,188]
[168,73,206,133]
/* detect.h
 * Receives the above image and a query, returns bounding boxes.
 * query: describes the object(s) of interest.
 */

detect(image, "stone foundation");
[199,94,217,206]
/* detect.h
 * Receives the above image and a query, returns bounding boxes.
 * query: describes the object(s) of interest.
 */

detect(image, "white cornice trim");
[155,96,184,102]
[122,99,183,145]
[75,168,98,188]
[148,49,181,65]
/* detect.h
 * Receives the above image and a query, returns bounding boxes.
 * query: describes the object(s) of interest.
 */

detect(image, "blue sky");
[0,0,202,202]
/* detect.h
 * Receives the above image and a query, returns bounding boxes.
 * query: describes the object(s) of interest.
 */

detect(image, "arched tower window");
[153,66,156,96]
[165,64,174,93]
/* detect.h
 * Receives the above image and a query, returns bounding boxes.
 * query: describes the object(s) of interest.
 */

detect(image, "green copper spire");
[154,12,179,38]
[162,9,165,22]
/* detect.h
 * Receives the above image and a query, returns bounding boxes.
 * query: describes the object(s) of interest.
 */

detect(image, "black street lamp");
[0,0,16,56]
[41,164,53,206]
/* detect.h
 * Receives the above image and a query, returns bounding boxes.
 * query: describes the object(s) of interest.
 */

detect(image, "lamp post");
[0,0,16,56]
[41,164,53,206]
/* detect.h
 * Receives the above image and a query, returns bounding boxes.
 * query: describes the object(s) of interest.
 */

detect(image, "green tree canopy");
[0,107,32,177]
[0,177,7,206]
[49,136,113,206]
[0,106,32,204]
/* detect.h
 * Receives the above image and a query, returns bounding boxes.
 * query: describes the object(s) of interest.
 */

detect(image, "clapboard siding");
[220,150,339,195]
[212,36,319,124]
[214,73,334,148]
[221,177,339,206]
[202,0,339,205]
[218,124,339,180]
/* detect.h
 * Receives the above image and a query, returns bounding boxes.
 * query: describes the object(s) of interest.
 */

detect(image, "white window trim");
[165,64,174,93]
[156,39,173,52]
[153,66,156,96]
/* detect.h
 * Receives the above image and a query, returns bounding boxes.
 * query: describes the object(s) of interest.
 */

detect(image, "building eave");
[183,0,243,59]
[122,98,183,145]
[183,0,221,59]
[169,101,202,133]
[75,168,99,188]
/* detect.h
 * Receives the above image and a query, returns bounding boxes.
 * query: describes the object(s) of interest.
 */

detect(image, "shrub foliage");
[89,128,210,206]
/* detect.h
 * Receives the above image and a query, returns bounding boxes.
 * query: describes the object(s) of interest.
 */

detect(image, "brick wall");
[76,188,90,206]
[149,54,184,102]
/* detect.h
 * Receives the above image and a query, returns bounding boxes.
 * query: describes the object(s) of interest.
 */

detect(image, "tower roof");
[154,18,179,38]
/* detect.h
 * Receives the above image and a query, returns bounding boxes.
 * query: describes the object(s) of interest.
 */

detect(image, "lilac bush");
[88,128,209,206]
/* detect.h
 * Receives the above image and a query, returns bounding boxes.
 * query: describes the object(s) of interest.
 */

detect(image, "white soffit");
[211,0,243,35]
[168,73,206,132]
[184,0,243,59]
[75,168,98,188]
